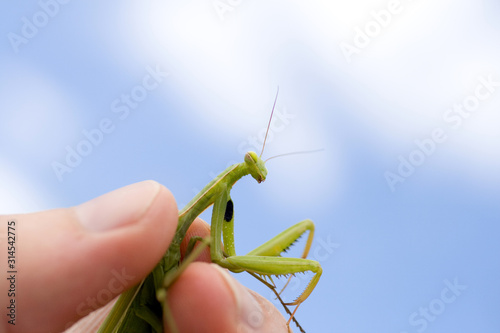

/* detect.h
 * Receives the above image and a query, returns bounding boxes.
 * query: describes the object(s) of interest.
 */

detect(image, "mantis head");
[244,151,267,183]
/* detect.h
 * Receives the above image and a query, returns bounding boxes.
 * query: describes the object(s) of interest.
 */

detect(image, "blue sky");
[1,1,499,332]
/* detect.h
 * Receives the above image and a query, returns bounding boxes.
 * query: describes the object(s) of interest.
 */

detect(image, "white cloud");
[0,162,51,214]
[115,0,499,185]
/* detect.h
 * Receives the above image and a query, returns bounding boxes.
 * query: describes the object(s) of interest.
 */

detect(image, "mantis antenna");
[259,87,323,162]
[265,149,325,163]
[260,86,280,158]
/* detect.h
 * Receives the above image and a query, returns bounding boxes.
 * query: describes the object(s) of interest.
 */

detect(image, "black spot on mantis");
[224,199,233,222]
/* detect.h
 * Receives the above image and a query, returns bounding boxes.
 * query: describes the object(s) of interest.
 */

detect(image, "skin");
[0,181,289,333]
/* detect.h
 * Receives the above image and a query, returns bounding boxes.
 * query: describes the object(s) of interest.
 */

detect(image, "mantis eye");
[245,151,259,164]
[244,151,267,183]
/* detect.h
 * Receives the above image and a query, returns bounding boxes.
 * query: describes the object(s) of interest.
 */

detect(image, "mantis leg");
[225,254,321,327]
[158,237,210,333]
[209,186,322,328]
[247,219,315,258]
[238,219,320,305]
[224,255,322,306]
[247,219,316,296]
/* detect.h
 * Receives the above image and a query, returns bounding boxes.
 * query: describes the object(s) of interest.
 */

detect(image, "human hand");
[0,181,289,333]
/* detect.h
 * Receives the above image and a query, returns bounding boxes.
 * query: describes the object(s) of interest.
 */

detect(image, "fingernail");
[76,180,161,232]
[211,264,264,330]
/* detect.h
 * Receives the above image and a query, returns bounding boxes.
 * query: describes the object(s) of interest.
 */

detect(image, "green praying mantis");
[97,89,322,333]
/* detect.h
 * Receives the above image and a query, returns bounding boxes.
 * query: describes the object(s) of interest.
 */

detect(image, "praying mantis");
[97,90,322,333]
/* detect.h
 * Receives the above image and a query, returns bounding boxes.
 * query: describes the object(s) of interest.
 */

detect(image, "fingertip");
[76,180,163,231]
[180,218,212,262]
[210,265,289,332]
[166,262,236,332]
[166,263,289,333]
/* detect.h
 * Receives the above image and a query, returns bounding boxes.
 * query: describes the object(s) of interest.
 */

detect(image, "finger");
[0,181,177,333]
[166,262,289,333]
[180,217,212,262]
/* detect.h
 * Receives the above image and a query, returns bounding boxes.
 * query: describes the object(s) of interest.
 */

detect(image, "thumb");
[0,180,177,333]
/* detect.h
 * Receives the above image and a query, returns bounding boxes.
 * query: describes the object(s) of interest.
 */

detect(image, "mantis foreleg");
[205,186,322,327]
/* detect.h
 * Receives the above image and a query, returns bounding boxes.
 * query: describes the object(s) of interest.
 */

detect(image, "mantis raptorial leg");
[98,89,322,333]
